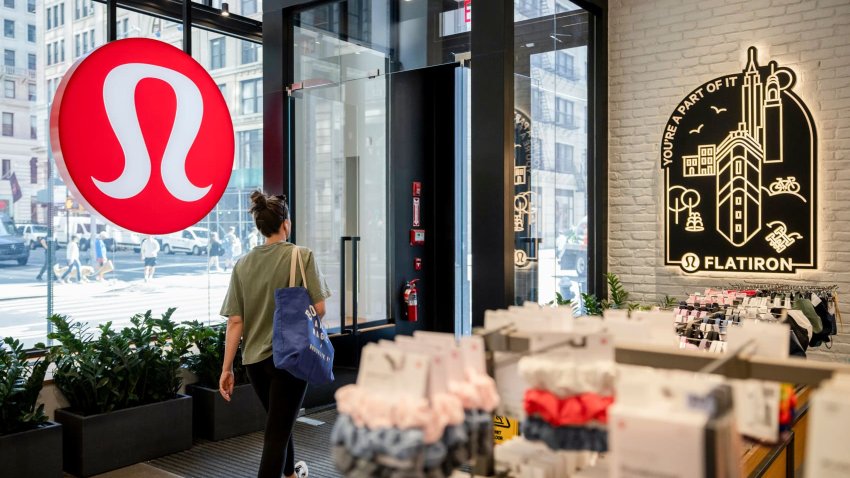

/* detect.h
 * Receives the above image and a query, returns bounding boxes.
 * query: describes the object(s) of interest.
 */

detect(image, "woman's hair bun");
[250,190,267,212]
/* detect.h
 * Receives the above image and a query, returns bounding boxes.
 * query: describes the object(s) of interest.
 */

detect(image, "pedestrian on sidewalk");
[95,232,113,281]
[140,235,160,282]
[60,235,83,283]
[208,232,224,272]
[220,191,330,478]
[224,226,241,270]
[35,236,58,281]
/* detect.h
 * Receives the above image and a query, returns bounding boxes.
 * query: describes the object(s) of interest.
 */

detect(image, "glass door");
[289,74,388,333]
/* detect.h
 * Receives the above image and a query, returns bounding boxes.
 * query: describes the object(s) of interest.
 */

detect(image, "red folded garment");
[524,389,614,426]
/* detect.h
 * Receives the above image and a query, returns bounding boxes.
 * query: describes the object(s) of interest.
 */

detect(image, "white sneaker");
[294,461,308,478]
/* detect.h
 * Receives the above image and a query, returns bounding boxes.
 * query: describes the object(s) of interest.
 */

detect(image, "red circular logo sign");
[50,38,234,234]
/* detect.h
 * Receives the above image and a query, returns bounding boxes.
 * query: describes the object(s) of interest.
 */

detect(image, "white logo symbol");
[96,63,210,202]
[681,253,700,273]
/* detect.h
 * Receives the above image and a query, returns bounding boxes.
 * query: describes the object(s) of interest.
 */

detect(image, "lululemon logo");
[51,39,234,235]
[98,63,209,202]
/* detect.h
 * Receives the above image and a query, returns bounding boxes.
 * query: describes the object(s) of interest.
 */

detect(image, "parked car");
[16,223,48,249]
[0,214,30,266]
[160,227,210,255]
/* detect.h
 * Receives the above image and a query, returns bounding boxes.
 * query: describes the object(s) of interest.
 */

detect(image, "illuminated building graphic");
[660,46,817,274]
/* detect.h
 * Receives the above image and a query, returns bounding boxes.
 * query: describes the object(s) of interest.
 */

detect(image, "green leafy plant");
[48,309,192,416]
[183,321,249,389]
[659,295,680,310]
[548,292,572,307]
[582,292,603,316]
[606,273,629,309]
[0,338,49,435]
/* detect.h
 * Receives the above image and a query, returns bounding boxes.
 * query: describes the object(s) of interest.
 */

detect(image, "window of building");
[59,39,65,61]
[60,3,65,25]
[27,82,34,101]
[4,80,14,98]
[735,197,742,206]
[555,97,574,128]
[240,78,261,115]
[27,24,34,42]
[555,143,574,173]
[238,129,262,169]
[116,17,128,38]
[4,20,14,39]
[1,159,10,178]
[28,52,35,70]
[82,30,89,53]
[241,0,256,15]
[47,43,53,65]
[241,41,259,64]
[210,37,225,69]
[4,49,14,67]
[556,51,574,78]
[29,157,36,183]
[2,112,13,136]
[27,0,33,12]
[75,34,81,57]
[217,83,226,98]
[29,115,35,139]
[3,0,13,9]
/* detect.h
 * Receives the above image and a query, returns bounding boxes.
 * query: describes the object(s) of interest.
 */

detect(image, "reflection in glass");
[0,6,262,347]
[513,0,589,307]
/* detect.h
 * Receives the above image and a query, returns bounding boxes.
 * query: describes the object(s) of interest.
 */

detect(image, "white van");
[53,217,93,251]
[16,223,48,249]
[160,227,210,255]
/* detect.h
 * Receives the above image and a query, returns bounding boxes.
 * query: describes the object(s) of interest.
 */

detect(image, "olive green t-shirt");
[220,242,332,365]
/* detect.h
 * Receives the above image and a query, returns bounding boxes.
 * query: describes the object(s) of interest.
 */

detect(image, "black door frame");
[264,0,608,328]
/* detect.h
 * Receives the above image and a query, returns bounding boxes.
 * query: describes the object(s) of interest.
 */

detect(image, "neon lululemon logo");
[98,63,209,202]
[661,46,817,274]
[50,38,234,235]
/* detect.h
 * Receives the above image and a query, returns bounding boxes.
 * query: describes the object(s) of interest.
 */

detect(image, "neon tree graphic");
[660,46,817,273]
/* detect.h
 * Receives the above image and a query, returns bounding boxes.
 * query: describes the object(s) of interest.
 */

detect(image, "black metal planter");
[0,421,63,478]
[55,394,192,477]
[187,383,266,441]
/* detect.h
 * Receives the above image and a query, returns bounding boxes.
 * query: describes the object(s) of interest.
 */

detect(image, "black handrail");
[340,236,361,335]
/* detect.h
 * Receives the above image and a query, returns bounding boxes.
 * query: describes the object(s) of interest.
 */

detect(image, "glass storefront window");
[513,0,589,307]
[0,5,261,347]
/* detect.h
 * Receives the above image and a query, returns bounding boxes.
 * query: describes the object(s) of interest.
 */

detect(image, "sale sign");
[50,38,234,234]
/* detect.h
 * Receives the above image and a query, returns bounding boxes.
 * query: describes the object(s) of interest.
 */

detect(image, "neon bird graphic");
[710,106,727,114]
[689,124,704,134]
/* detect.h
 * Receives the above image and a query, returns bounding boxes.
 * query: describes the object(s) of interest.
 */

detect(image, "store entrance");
[288,63,470,405]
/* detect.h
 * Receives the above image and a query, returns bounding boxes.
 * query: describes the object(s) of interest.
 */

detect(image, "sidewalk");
[0,279,135,302]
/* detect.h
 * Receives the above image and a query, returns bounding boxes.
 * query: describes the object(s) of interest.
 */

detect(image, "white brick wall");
[608,0,850,361]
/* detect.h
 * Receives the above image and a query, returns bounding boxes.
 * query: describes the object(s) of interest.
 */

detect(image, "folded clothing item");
[335,385,464,443]
[448,369,501,412]
[518,357,616,397]
[332,413,476,477]
[521,416,609,453]
[524,389,614,426]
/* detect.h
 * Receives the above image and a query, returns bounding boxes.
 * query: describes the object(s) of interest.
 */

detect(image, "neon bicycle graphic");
[765,177,806,202]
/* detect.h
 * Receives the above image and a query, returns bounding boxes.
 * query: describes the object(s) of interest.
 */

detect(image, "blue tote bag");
[272,246,335,385]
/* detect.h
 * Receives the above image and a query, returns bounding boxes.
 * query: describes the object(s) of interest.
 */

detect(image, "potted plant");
[0,338,62,478]
[184,321,266,440]
[48,309,193,477]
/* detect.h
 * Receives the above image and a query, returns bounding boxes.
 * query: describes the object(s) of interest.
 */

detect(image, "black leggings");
[246,357,308,478]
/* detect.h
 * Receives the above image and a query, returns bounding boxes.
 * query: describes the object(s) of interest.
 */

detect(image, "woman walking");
[219,192,331,478]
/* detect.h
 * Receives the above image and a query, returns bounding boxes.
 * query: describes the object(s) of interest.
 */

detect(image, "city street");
[0,249,232,348]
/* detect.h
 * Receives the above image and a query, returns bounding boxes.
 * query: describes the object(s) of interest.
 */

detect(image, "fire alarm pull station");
[412,181,422,197]
[412,197,421,227]
[414,257,422,271]
[410,229,425,246]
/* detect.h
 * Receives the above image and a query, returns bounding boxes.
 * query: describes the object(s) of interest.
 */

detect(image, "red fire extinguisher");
[403,279,419,322]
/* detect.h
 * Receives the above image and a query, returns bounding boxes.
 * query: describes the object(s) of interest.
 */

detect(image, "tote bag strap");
[289,246,309,289]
